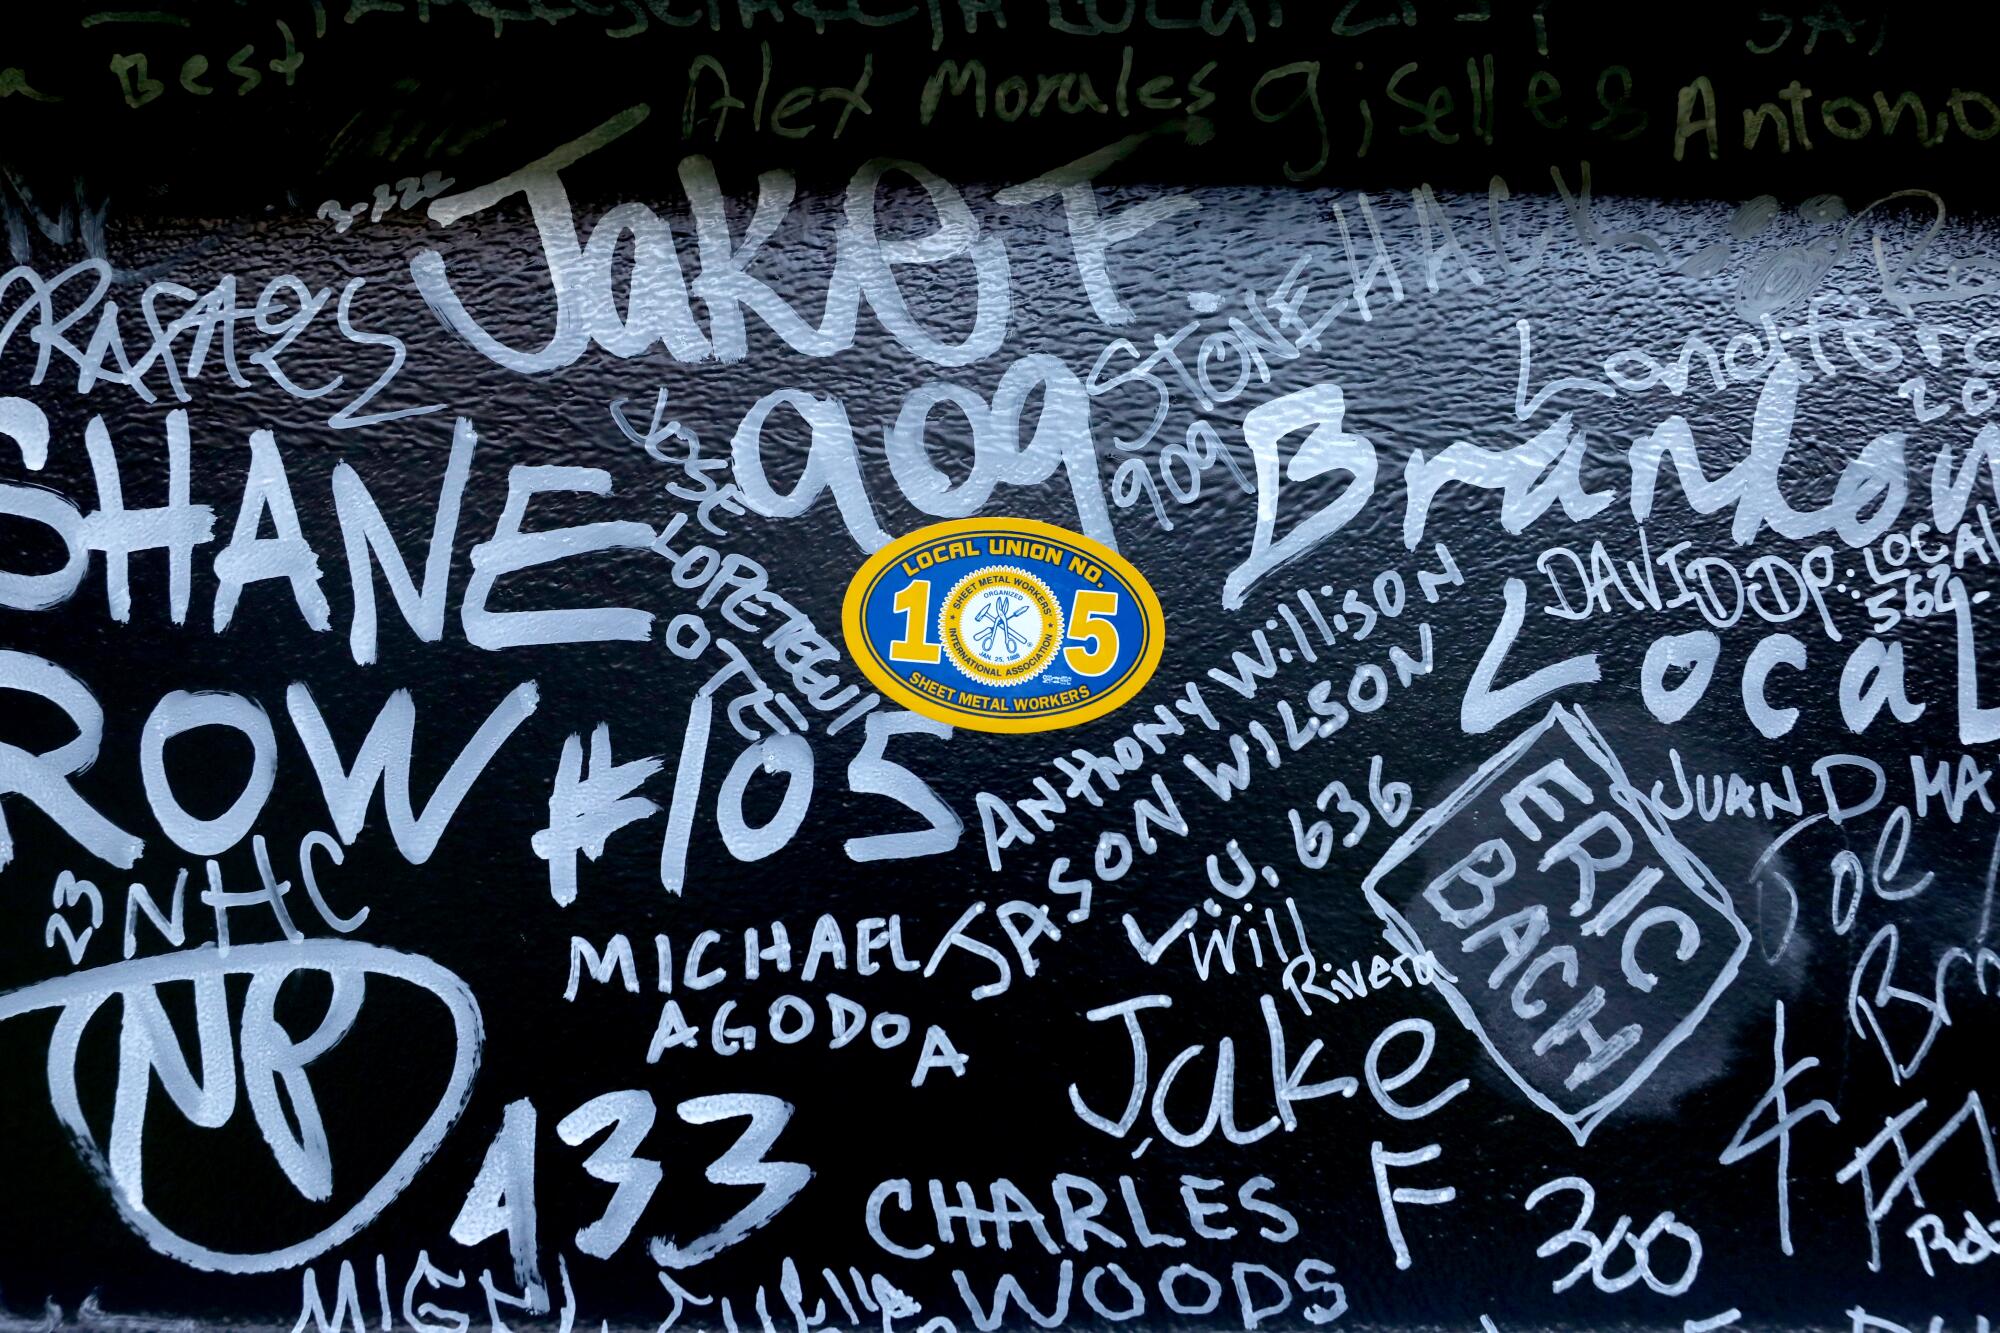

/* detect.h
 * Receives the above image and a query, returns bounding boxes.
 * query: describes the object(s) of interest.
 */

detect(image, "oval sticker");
[842,518,1166,734]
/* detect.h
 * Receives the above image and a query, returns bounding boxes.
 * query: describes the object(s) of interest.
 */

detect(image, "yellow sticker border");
[841,517,1167,735]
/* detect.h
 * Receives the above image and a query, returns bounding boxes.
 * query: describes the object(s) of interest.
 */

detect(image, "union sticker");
[841,518,1166,733]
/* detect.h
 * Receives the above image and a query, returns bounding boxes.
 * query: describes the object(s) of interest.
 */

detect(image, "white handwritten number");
[449,1091,808,1273]
[44,869,104,964]
[557,1090,664,1260]
[844,711,962,862]
[452,1098,545,1308]
[1525,1176,1701,1296]
[1526,1177,1602,1292]
[650,1094,813,1269]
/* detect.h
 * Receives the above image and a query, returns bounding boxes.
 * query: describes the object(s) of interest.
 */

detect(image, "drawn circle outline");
[2,940,484,1274]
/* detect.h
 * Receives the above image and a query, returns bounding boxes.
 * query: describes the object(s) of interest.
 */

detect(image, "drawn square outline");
[1360,702,1752,1145]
